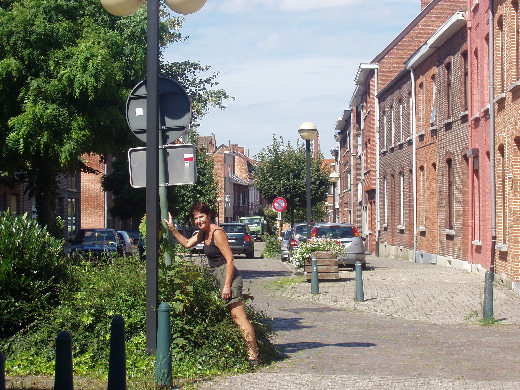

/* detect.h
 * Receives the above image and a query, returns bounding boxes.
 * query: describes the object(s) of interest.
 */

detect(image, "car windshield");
[241,218,260,224]
[314,226,355,239]
[79,230,117,244]
[222,225,246,234]
[294,225,308,236]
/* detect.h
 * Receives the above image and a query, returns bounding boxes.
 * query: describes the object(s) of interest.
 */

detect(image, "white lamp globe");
[165,0,206,15]
[298,121,318,141]
[100,0,144,16]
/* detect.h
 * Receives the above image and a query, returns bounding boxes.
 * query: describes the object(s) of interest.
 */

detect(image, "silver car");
[310,223,366,268]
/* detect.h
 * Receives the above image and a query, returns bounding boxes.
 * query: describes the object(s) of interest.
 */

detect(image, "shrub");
[2,256,278,379]
[0,211,72,338]
[290,238,344,268]
[261,233,281,258]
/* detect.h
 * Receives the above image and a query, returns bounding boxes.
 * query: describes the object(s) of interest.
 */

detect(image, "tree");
[0,0,229,235]
[254,136,330,227]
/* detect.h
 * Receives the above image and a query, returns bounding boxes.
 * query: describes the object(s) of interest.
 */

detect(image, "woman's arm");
[164,213,201,248]
[213,229,235,300]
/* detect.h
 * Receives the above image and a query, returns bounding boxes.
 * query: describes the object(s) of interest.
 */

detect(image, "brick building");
[493,0,520,291]
[200,135,262,224]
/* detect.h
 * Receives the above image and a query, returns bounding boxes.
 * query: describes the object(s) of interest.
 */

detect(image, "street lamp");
[100,0,205,352]
[329,172,340,223]
[299,122,317,239]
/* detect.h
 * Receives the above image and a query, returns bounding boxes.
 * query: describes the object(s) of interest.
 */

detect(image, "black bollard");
[483,270,494,320]
[54,331,74,390]
[155,303,172,388]
[355,260,365,302]
[1,350,6,390]
[108,316,126,390]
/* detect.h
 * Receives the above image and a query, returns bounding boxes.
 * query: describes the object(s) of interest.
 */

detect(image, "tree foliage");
[254,136,330,226]
[0,0,230,234]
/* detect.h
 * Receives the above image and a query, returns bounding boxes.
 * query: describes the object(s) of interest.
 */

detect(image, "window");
[498,16,505,93]
[384,177,388,226]
[447,159,454,230]
[445,62,452,119]
[399,99,403,142]
[409,92,413,138]
[419,166,425,227]
[67,198,79,237]
[430,75,437,126]
[391,105,395,146]
[514,1,520,79]
[473,156,480,241]
[383,110,387,149]
[473,48,479,111]
[499,146,507,244]
[462,51,469,111]
[419,82,424,129]
[399,171,404,226]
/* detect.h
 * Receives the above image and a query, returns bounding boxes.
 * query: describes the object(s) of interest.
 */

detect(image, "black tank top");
[203,228,227,268]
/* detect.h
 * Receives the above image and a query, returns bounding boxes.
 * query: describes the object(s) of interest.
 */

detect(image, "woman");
[165,202,260,366]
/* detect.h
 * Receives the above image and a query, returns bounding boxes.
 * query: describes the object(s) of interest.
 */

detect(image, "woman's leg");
[228,301,259,360]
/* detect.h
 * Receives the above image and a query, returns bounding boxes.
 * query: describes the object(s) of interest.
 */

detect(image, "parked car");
[68,228,122,260]
[289,222,316,255]
[117,230,138,256]
[189,230,205,255]
[311,223,366,268]
[280,229,292,261]
[219,223,255,258]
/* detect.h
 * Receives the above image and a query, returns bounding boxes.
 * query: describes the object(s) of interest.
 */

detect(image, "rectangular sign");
[128,144,197,188]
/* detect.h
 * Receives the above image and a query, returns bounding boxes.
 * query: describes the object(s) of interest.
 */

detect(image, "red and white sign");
[184,153,194,166]
[272,197,287,212]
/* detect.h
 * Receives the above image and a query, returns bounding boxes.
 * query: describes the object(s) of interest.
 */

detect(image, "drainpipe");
[488,1,496,274]
[410,68,418,263]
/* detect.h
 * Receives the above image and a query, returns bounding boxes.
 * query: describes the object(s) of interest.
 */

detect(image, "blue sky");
[164,0,421,159]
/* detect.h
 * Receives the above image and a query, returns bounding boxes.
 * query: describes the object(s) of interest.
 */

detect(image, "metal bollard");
[54,331,74,390]
[108,316,126,390]
[1,350,5,390]
[355,260,364,302]
[155,302,172,388]
[311,256,319,294]
[483,270,494,320]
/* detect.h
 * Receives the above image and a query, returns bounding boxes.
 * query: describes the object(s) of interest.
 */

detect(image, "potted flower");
[290,238,344,269]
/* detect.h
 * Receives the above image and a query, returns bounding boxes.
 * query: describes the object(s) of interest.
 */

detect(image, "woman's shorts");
[209,263,243,306]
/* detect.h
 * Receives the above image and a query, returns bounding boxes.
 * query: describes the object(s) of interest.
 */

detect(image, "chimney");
[313,132,320,158]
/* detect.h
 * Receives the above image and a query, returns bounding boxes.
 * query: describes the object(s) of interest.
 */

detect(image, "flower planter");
[304,251,339,281]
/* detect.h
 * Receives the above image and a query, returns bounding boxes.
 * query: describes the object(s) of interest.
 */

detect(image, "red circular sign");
[272,197,287,212]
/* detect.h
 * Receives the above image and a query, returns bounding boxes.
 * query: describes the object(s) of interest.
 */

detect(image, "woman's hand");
[221,285,232,300]
[164,212,175,231]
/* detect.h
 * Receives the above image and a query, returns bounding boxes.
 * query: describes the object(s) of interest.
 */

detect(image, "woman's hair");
[190,202,213,218]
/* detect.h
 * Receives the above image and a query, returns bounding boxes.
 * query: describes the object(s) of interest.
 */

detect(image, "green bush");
[0,211,72,338]
[261,233,282,258]
[2,257,278,380]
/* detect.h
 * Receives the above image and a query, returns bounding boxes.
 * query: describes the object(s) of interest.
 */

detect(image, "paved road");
[196,246,520,389]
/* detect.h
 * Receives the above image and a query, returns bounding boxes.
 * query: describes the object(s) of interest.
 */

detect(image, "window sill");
[444,229,455,236]
[496,243,508,252]
[442,118,454,126]
[494,93,506,104]
[397,225,405,231]
[429,126,437,132]
[416,130,425,137]
[418,225,426,232]
[508,79,520,92]
[471,240,482,246]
